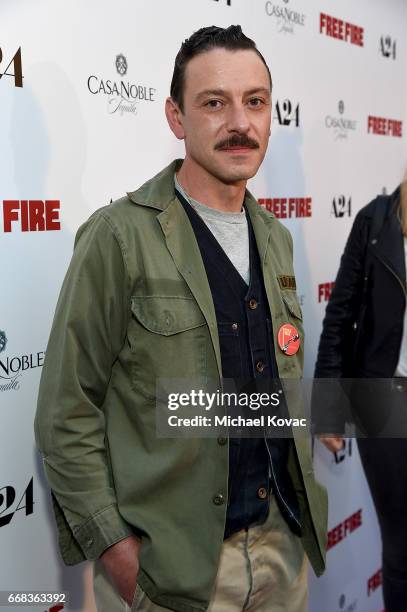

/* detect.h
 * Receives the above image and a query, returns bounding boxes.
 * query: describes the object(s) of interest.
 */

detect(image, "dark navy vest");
[175,190,302,538]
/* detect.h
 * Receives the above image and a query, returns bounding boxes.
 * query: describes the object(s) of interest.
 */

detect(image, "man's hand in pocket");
[318,435,344,454]
[100,535,142,606]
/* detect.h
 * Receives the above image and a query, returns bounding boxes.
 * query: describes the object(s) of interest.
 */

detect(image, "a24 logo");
[380,36,396,59]
[0,478,34,527]
[0,47,23,87]
[274,99,300,127]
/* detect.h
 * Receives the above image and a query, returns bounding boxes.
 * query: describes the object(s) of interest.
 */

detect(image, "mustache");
[214,134,260,150]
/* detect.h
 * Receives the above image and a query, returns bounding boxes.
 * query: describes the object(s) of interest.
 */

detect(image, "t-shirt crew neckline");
[174,174,246,223]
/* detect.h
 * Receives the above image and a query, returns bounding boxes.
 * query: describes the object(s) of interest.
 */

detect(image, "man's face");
[179,48,272,184]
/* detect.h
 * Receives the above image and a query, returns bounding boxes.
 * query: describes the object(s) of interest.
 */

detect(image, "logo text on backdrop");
[0,333,45,392]
[87,54,156,116]
[2,201,61,232]
[380,36,396,60]
[0,478,34,528]
[0,47,23,87]
[320,13,364,47]
[265,1,306,35]
[331,196,352,218]
[258,197,312,218]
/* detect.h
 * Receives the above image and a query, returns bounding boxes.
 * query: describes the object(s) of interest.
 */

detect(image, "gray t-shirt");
[174,174,250,284]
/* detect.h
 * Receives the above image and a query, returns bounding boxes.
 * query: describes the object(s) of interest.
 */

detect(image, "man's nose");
[225,102,250,133]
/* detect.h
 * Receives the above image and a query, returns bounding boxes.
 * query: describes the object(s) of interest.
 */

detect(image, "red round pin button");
[277,323,300,356]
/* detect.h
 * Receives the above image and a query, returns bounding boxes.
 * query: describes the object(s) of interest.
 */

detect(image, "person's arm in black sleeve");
[315,207,371,377]
[313,205,371,443]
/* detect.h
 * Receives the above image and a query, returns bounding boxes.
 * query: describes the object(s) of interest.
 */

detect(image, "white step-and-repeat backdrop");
[1,1,407,610]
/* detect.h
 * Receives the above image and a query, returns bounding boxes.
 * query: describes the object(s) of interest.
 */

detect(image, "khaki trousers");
[93,496,307,612]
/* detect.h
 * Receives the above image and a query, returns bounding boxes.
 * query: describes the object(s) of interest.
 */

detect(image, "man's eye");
[205,99,223,109]
[248,98,264,107]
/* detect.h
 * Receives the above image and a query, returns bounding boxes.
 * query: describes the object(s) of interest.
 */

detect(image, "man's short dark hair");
[170,25,272,113]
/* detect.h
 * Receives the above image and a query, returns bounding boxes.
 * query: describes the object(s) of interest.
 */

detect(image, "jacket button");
[256,361,265,373]
[231,323,238,331]
[213,493,225,506]
[86,538,94,548]
[217,436,227,446]
[249,299,258,310]
[257,487,268,500]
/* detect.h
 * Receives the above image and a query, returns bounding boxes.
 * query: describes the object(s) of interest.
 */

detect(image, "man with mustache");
[35,25,327,611]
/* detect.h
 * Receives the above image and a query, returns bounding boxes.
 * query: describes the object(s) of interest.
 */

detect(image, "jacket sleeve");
[312,207,372,435]
[34,210,134,562]
[314,207,371,378]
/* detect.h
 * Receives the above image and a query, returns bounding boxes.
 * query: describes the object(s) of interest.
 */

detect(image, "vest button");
[231,323,238,331]
[257,487,268,500]
[249,299,258,310]
[217,436,227,446]
[256,361,265,373]
[213,493,225,506]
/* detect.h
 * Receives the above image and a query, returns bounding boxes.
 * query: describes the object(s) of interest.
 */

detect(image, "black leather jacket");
[315,187,406,378]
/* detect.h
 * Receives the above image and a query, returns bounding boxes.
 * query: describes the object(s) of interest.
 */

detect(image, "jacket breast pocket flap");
[131,295,206,335]
[281,292,303,321]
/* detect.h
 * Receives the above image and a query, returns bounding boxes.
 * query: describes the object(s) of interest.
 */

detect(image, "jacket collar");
[127,158,274,219]
[127,159,183,211]
[127,157,275,268]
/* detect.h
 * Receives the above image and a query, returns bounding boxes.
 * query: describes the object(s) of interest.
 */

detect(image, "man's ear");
[165,97,185,140]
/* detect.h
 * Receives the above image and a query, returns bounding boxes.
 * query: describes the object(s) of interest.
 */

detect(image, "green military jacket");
[34,159,327,612]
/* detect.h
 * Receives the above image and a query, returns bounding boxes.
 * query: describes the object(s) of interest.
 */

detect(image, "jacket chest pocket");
[281,292,303,322]
[129,295,208,400]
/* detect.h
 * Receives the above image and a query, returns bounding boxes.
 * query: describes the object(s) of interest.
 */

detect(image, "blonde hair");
[401,176,407,237]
